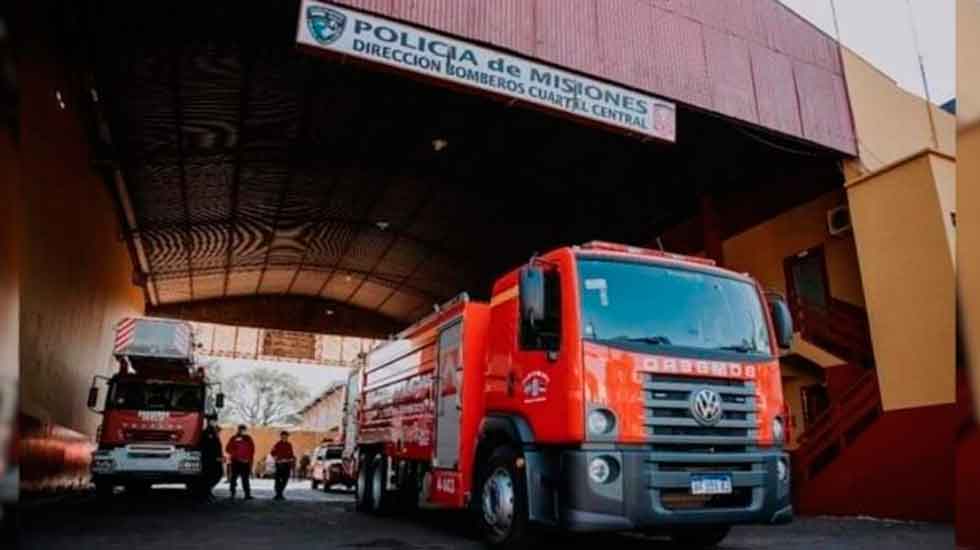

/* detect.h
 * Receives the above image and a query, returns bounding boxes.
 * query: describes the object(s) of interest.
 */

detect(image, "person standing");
[270,431,296,500]
[225,424,255,500]
[197,419,224,501]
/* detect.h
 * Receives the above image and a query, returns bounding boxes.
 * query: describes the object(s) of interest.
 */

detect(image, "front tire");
[311,479,320,491]
[477,445,529,548]
[669,526,731,548]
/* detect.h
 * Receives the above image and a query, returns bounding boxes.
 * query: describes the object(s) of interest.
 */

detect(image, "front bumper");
[526,448,792,532]
[91,445,202,484]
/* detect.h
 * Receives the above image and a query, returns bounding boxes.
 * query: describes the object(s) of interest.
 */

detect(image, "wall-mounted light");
[432,138,448,152]
[55,90,66,110]
[376,220,390,231]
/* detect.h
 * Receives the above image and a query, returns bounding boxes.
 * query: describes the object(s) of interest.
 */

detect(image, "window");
[519,269,561,351]
[107,382,204,412]
[578,259,772,357]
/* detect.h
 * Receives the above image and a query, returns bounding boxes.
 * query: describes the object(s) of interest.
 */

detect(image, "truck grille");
[642,374,763,512]
[643,374,758,449]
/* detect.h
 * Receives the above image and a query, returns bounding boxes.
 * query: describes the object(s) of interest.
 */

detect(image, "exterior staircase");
[791,369,962,522]
[789,298,960,522]
[794,297,874,367]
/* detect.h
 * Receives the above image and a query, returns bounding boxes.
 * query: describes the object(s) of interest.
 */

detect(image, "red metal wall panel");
[471,0,535,54]
[596,0,657,95]
[391,0,476,40]
[323,0,856,155]
[750,43,803,138]
[332,0,392,16]
[795,60,854,154]
[533,0,602,74]
[703,26,758,125]
[600,1,706,108]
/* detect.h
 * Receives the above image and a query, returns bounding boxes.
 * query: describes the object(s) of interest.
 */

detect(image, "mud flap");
[523,449,559,526]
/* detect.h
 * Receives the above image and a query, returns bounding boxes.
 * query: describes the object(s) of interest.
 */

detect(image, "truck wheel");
[669,526,731,548]
[311,479,320,490]
[355,454,373,512]
[369,455,389,514]
[477,445,529,548]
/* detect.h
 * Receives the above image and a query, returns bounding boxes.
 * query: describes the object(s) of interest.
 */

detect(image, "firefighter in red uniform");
[270,431,296,500]
[225,424,255,500]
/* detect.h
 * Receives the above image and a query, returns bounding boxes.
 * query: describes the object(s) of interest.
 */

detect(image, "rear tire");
[669,526,731,548]
[369,455,389,514]
[476,445,530,548]
[355,453,373,512]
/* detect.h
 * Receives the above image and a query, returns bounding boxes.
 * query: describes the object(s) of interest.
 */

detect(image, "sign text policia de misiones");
[297,0,676,142]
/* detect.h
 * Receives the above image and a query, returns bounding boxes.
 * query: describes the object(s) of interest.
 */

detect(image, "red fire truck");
[87,317,224,497]
[352,242,794,547]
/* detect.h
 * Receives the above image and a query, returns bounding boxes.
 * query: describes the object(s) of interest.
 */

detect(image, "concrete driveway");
[18,479,953,549]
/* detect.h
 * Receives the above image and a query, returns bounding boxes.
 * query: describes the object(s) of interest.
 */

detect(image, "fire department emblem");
[522,371,550,404]
[690,389,723,426]
[307,5,347,46]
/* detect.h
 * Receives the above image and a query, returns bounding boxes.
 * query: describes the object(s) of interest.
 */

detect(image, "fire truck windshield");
[578,259,772,358]
[107,382,205,412]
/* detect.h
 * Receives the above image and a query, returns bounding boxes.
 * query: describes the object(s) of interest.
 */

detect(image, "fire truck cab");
[354,242,794,548]
[87,318,223,497]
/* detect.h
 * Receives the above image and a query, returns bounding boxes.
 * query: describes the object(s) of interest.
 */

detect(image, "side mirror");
[768,296,794,350]
[519,265,546,328]
[87,387,99,410]
[215,393,225,409]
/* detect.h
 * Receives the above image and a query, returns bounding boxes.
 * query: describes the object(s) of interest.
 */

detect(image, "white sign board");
[296,0,677,142]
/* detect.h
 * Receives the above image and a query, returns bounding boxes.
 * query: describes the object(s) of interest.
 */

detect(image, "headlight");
[777,457,790,482]
[587,409,616,436]
[772,417,785,444]
[588,456,619,484]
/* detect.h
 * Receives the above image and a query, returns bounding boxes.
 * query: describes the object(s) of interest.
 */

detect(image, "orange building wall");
[846,153,955,411]
[18,36,145,438]
[840,48,955,179]
[1,130,19,387]
[218,426,329,469]
[16,14,146,490]
[722,189,865,309]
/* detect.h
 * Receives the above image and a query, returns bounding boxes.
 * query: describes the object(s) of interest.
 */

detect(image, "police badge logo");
[307,5,347,46]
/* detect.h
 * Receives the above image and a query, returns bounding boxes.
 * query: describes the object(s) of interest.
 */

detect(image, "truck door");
[434,321,462,468]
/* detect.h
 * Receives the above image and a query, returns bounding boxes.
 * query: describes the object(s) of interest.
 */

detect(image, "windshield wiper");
[715,344,759,354]
[615,335,672,346]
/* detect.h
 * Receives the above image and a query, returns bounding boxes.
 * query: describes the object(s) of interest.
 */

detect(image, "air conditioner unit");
[827,205,851,236]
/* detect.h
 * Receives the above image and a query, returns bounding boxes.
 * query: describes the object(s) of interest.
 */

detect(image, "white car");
[310,444,348,491]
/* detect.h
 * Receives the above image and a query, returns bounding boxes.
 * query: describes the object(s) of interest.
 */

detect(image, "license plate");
[690,475,733,495]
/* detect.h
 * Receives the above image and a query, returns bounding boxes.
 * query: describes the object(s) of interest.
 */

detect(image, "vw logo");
[690,389,723,426]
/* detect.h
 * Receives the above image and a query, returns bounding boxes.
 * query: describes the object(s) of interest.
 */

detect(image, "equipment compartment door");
[434,321,462,468]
